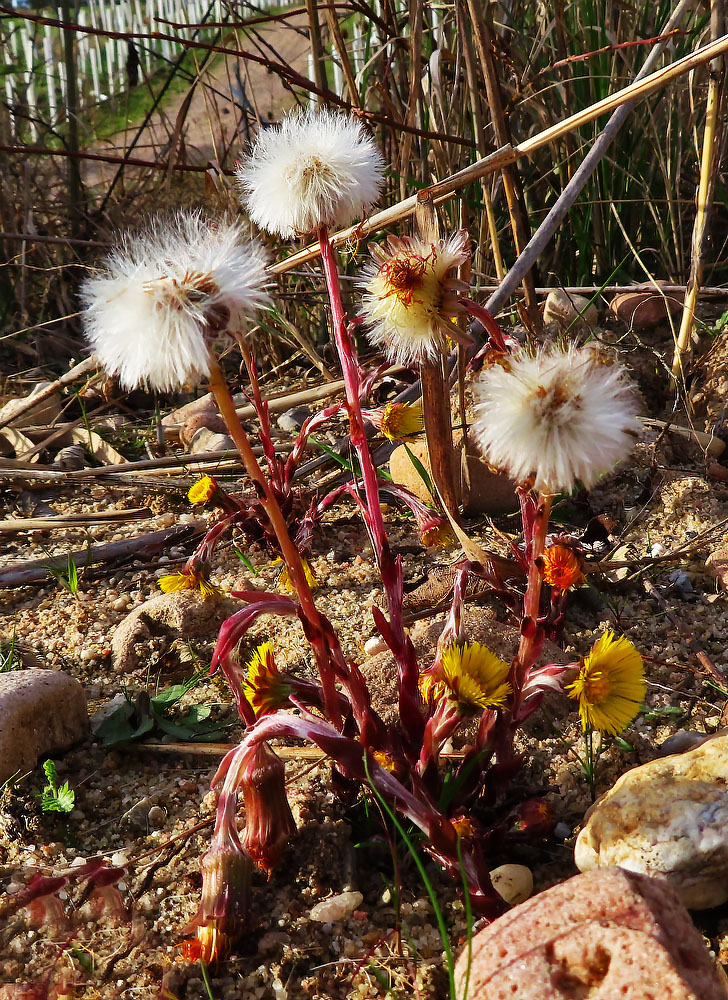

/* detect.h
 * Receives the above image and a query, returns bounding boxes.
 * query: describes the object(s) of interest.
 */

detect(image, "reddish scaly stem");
[513,490,552,709]
[317,227,422,745]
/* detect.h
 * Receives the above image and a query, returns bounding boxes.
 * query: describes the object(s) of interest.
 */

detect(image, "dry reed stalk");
[304,0,328,105]
[457,2,506,281]
[465,0,540,331]
[671,2,726,379]
[324,5,362,108]
[271,29,728,277]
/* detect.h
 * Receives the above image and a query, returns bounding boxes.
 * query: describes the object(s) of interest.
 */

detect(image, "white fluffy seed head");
[360,232,471,366]
[472,345,641,493]
[235,109,385,238]
[81,211,269,392]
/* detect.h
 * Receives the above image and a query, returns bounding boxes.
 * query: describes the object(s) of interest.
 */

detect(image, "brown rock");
[0,669,87,783]
[111,591,242,672]
[388,434,517,516]
[454,867,728,1000]
[706,549,728,590]
[609,284,683,329]
[180,411,228,447]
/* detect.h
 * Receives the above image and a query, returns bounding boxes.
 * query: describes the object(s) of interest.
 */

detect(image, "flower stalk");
[206,355,342,729]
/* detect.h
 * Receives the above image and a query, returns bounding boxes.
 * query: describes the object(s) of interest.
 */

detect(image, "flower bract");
[360,232,470,366]
[473,345,640,493]
[440,641,512,713]
[565,629,646,735]
[81,211,269,392]
[236,109,385,238]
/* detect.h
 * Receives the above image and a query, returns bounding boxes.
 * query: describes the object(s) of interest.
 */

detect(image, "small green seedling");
[39,760,75,814]
[45,551,80,598]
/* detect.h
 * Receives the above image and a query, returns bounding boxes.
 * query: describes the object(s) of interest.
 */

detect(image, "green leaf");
[614,736,633,751]
[42,759,58,791]
[403,443,434,499]
[233,547,259,575]
[96,701,155,747]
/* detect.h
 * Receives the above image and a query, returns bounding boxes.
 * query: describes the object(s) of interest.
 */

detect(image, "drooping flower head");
[242,643,292,716]
[565,629,646,735]
[236,108,385,238]
[158,566,221,597]
[81,211,269,392]
[440,641,512,714]
[541,543,583,590]
[360,232,471,366]
[473,345,640,494]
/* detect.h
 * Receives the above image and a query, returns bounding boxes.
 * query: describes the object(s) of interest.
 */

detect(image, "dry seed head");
[236,109,385,237]
[81,211,269,392]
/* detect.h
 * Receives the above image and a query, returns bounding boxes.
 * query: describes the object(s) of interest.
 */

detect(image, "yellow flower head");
[542,544,583,590]
[242,643,291,715]
[565,629,646,735]
[440,641,512,713]
[420,522,456,549]
[158,568,221,596]
[272,558,318,594]
[361,232,470,366]
[379,401,424,442]
[188,475,219,505]
[183,926,232,965]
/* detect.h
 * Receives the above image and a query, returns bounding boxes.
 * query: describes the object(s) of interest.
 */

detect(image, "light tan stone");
[388,434,518,516]
[454,868,728,1000]
[489,864,533,905]
[575,734,728,908]
[543,289,598,332]
[0,670,87,782]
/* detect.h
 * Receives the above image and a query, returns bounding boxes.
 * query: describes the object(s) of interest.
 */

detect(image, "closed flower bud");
[242,743,296,875]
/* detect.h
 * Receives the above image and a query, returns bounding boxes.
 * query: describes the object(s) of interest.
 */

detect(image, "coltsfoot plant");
[80,108,643,962]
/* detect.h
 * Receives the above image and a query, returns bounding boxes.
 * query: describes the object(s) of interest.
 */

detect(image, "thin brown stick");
[0,524,203,588]
[324,5,362,108]
[304,0,329,105]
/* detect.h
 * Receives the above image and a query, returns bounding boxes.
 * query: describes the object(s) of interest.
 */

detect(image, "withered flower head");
[360,232,471,366]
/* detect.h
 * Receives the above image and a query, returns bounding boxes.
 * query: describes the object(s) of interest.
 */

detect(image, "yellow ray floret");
[440,641,512,713]
[158,569,221,596]
[242,642,291,715]
[565,629,646,735]
[272,557,318,593]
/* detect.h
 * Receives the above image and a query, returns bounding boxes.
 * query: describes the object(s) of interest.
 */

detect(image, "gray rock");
[0,669,87,782]
[575,734,728,908]
[277,406,311,433]
[187,427,235,454]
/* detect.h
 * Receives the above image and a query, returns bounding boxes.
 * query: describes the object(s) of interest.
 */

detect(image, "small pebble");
[309,890,363,922]
[554,822,572,840]
[364,636,388,657]
[489,864,533,906]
